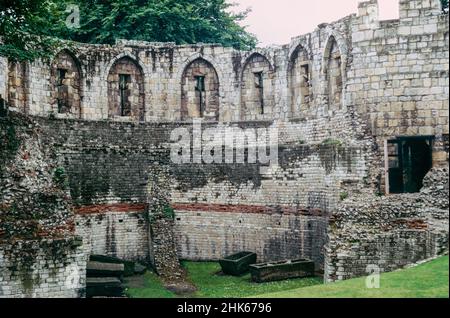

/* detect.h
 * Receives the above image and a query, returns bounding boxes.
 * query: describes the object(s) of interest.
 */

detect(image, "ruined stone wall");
[347,0,449,169]
[0,0,447,287]
[170,144,367,210]
[0,113,86,298]
[0,1,446,137]
[174,208,328,269]
[0,239,86,298]
[74,208,149,262]
[33,117,369,266]
[35,117,369,208]
[324,167,449,282]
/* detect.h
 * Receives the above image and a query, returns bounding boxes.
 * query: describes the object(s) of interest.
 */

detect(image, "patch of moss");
[163,205,175,220]
[322,138,342,146]
[53,167,69,189]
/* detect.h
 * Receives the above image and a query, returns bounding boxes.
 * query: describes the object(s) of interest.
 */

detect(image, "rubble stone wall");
[324,167,449,282]
[0,113,86,298]
[0,239,86,298]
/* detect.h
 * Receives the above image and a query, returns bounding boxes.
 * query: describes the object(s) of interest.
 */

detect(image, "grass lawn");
[125,261,322,298]
[125,270,176,298]
[125,256,449,298]
[256,256,449,298]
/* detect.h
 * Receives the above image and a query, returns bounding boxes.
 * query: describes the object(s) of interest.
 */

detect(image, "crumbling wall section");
[324,167,449,282]
[74,207,149,262]
[0,112,86,298]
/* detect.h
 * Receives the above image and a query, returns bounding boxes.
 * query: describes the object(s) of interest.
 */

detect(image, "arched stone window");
[8,62,27,112]
[181,58,220,121]
[324,36,343,110]
[50,50,82,116]
[240,53,274,120]
[107,57,145,121]
[289,45,311,115]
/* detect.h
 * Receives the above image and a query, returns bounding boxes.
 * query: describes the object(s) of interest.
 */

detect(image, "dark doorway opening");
[387,136,434,193]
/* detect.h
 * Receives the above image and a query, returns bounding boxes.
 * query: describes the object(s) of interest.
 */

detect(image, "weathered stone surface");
[0,113,86,298]
[0,0,448,295]
[325,168,449,282]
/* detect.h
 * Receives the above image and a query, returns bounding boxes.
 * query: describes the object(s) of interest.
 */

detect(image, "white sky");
[228,0,400,46]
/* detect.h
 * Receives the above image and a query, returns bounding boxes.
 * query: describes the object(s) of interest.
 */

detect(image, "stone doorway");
[387,136,433,193]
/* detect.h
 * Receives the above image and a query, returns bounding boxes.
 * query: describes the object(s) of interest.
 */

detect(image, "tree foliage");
[0,0,66,61]
[56,0,257,50]
[0,0,257,62]
[442,0,449,12]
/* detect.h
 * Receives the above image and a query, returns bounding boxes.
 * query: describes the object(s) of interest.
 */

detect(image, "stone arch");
[107,56,145,121]
[180,57,220,121]
[50,49,83,117]
[103,52,149,81]
[322,31,348,110]
[240,52,275,120]
[241,50,275,74]
[288,37,313,66]
[287,42,313,116]
[322,29,348,76]
[176,53,225,86]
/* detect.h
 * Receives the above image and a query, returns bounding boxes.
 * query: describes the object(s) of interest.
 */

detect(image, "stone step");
[87,261,124,278]
[89,254,136,277]
[86,277,124,298]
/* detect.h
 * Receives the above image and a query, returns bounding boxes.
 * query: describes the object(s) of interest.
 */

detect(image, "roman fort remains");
[0,0,448,297]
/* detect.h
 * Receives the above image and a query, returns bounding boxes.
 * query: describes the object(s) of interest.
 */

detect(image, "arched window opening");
[107,57,145,121]
[181,58,219,121]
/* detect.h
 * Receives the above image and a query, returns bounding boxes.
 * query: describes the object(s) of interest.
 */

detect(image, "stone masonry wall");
[174,208,328,269]
[33,116,369,267]
[74,208,149,263]
[324,167,449,282]
[0,0,447,285]
[0,113,86,298]
[0,1,444,139]
[0,57,7,101]
[49,50,82,118]
[107,57,145,121]
[0,239,86,298]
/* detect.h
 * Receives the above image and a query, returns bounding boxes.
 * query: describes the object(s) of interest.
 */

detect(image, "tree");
[54,0,257,50]
[0,0,66,61]
[1,0,257,61]
[441,0,449,12]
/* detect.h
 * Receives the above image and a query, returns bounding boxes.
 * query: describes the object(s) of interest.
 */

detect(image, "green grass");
[183,261,322,298]
[125,261,322,298]
[255,256,449,298]
[125,256,449,298]
[125,271,175,298]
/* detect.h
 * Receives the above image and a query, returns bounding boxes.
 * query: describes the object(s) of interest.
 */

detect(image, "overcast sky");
[229,0,400,46]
